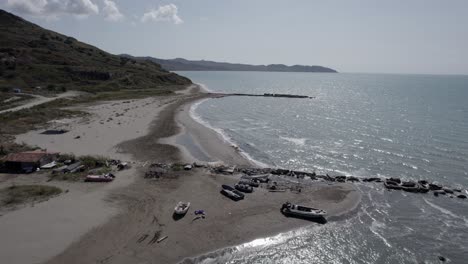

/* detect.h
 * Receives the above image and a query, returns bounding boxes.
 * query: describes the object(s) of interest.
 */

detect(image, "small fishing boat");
[281,202,327,220]
[235,183,253,193]
[85,173,115,182]
[40,161,57,169]
[239,179,259,187]
[221,185,244,201]
[174,201,191,215]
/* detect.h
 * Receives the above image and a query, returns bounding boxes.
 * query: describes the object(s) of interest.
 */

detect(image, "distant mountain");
[0,10,191,93]
[121,55,338,73]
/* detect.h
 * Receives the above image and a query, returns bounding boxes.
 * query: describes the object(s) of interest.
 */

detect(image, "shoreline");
[163,82,270,167]
[1,84,362,264]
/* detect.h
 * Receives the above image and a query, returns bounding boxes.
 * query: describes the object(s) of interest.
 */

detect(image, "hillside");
[0,10,191,93]
[122,56,338,73]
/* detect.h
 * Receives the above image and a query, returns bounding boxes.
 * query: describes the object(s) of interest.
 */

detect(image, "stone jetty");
[146,163,467,200]
[212,93,314,99]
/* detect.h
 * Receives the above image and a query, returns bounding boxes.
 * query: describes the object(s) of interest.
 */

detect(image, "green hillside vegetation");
[0,9,191,94]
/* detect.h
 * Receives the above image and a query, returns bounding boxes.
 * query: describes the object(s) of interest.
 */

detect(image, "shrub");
[58,153,75,163]
[171,164,184,171]
[78,155,107,168]
[1,185,62,206]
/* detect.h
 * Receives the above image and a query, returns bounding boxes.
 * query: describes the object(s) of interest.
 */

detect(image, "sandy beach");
[0,84,361,264]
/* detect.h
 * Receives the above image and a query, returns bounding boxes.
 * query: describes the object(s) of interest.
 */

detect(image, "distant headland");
[121,55,338,73]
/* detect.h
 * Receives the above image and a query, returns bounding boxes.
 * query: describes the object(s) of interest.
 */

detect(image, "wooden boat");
[235,183,253,193]
[222,166,236,174]
[281,202,327,219]
[40,161,57,169]
[221,185,244,201]
[85,173,115,182]
[174,201,190,215]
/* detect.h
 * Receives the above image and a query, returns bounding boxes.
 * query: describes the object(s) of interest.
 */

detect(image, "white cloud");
[141,4,183,25]
[5,0,99,18]
[102,0,123,21]
[5,0,46,15]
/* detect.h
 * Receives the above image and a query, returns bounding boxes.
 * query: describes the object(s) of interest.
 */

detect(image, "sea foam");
[189,95,269,168]
[280,136,307,146]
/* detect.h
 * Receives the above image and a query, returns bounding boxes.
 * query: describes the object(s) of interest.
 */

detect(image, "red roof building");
[3,150,58,173]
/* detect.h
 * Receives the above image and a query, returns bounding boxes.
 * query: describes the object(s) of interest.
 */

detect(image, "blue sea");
[178,71,468,264]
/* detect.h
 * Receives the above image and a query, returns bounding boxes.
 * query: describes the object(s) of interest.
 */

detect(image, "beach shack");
[3,150,58,173]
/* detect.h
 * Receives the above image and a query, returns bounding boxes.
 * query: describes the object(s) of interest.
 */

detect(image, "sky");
[1,0,468,75]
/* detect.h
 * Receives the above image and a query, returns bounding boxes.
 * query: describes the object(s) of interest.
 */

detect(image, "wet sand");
[46,169,360,264]
[1,84,361,264]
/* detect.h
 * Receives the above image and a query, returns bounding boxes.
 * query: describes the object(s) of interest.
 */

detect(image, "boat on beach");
[281,202,327,220]
[174,201,191,215]
[221,185,245,201]
[241,174,270,183]
[85,173,115,182]
[238,179,259,187]
[235,183,253,193]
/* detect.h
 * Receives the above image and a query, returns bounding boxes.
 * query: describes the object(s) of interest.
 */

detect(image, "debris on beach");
[148,231,162,244]
[157,236,168,243]
[41,129,68,135]
[192,215,205,222]
[145,168,166,179]
[194,210,205,215]
[117,162,129,171]
[212,165,236,174]
[137,234,149,243]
